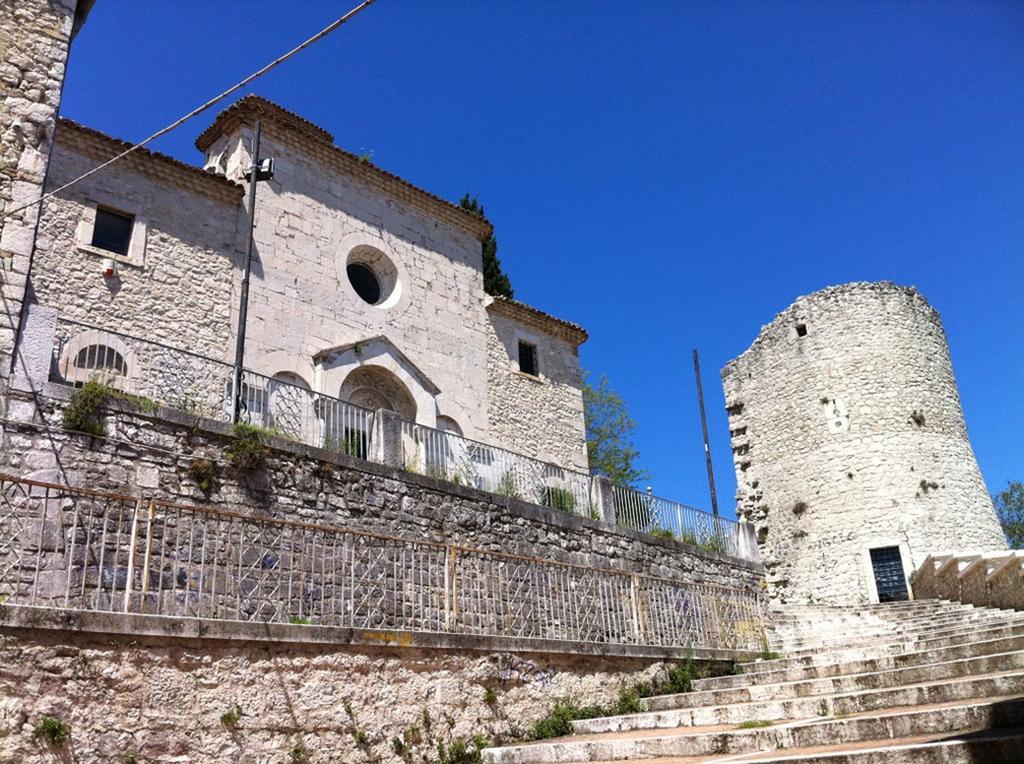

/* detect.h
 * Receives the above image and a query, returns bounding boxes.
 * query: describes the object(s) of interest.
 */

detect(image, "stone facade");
[722,281,1006,605]
[31,121,243,357]
[0,0,83,392]
[23,94,588,473]
[0,613,691,764]
[486,296,588,471]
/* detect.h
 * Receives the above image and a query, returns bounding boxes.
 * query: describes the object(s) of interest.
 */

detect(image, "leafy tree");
[583,373,648,486]
[995,481,1024,549]
[459,194,514,298]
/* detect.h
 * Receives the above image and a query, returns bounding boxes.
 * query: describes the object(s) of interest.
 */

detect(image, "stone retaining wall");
[2,386,763,592]
[0,607,711,764]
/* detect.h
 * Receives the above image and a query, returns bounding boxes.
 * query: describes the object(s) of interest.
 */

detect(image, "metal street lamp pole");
[232,120,273,424]
[693,348,720,517]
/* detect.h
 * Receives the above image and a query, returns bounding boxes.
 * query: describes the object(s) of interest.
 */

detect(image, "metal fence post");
[629,573,644,642]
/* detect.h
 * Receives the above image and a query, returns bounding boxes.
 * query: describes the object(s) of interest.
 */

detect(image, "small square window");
[517,340,538,376]
[796,323,808,338]
[91,207,134,256]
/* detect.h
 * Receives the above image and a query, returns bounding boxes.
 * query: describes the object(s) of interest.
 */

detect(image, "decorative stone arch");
[340,365,417,421]
[58,329,138,388]
[314,335,440,427]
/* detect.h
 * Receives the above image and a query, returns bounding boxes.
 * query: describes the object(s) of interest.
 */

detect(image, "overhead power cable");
[3,0,377,221]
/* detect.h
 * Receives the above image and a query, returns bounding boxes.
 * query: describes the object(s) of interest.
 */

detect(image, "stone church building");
[27,95,589,473]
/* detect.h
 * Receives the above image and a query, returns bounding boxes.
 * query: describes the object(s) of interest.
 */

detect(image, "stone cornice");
[55,119,244,206]
[486,295,589,346]
[196,96,493,242]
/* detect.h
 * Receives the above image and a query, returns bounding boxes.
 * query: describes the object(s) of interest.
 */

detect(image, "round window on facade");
[345,245,401,309]
[347,263,382,304]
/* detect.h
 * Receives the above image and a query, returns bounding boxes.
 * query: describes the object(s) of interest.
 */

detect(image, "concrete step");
[572,670,1024,733]
[771,616,1024,663]
[770,609,1019,637]
[646,649,1024,711]
[770,611,1024,646]
[725,726,1024,763]
[696,633,1024,694]
[482,696,1024,762]
[705,622,1024,693]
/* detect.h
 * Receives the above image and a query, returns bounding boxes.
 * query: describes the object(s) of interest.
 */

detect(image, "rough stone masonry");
[722,281,1006,605]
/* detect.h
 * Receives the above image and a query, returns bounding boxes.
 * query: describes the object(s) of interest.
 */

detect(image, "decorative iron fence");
[44,318,757,561]
[51,318,376,460]
[0,475,765,651]
[399,420,594,516]
[611,484,744,557]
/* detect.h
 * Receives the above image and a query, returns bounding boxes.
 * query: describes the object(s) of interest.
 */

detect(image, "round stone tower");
[721,281,1006,604]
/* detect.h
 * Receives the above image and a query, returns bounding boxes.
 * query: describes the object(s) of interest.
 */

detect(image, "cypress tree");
[459,194,514,298]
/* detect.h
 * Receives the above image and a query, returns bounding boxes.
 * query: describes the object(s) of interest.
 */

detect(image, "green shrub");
[33,715,70,746]
[540,486,576,513]
[482,686,497,707]
[650,527,675,541]
[288,738,308,763]
[611,686,644,715]
[438,735,490,764]
[289,615,311,625]
[662,655,696,695]
[186,457,217,493]
[526,698,604,741]
[497,471,520,500]
[220,703,242,729]
[62,380,111,436]
[225,423,273,470]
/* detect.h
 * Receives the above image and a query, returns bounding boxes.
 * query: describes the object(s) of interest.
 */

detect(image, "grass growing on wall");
[62,379,159,437]
[225,423,276,470]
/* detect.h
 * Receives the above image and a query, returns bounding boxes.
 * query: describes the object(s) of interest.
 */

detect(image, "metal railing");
[400,420,594,516]
[45,318,757,561]
[51,318,376,460]
[0,474,765,651]
[611,484,744,557]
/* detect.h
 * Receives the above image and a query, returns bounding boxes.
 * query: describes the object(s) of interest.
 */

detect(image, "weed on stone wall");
[186,457,217,494]
[220,703,243,730]
[526,656,706,741]
[32,715,70,747]
[62,379,158,437]
[225,423,274,470]
[650,527,675,541]
[288,737,309,763]
[539,486,576,513]
[388,705,490,764]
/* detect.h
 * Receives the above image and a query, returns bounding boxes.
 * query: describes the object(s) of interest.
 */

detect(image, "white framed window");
[76,201,147,267]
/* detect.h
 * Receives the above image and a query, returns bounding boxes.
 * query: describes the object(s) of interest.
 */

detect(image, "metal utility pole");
[231,121,274,424]
[692,348,720,516]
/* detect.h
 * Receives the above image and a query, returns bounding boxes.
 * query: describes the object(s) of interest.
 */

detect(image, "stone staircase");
[484,600,1024,763]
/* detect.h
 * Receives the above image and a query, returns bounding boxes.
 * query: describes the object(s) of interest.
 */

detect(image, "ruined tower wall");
[722,281,1006,604]
[0,0,82,395]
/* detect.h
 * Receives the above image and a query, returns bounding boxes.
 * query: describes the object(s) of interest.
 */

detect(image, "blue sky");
[61,1,1023,515]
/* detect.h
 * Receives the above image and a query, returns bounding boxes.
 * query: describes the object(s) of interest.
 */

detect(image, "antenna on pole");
[693,348,720,516]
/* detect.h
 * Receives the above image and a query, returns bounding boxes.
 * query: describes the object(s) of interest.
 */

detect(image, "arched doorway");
[340,365,417,421]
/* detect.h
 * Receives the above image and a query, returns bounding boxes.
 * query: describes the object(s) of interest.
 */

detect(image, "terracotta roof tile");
[487,295,588,345]
[56,118,244,204]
